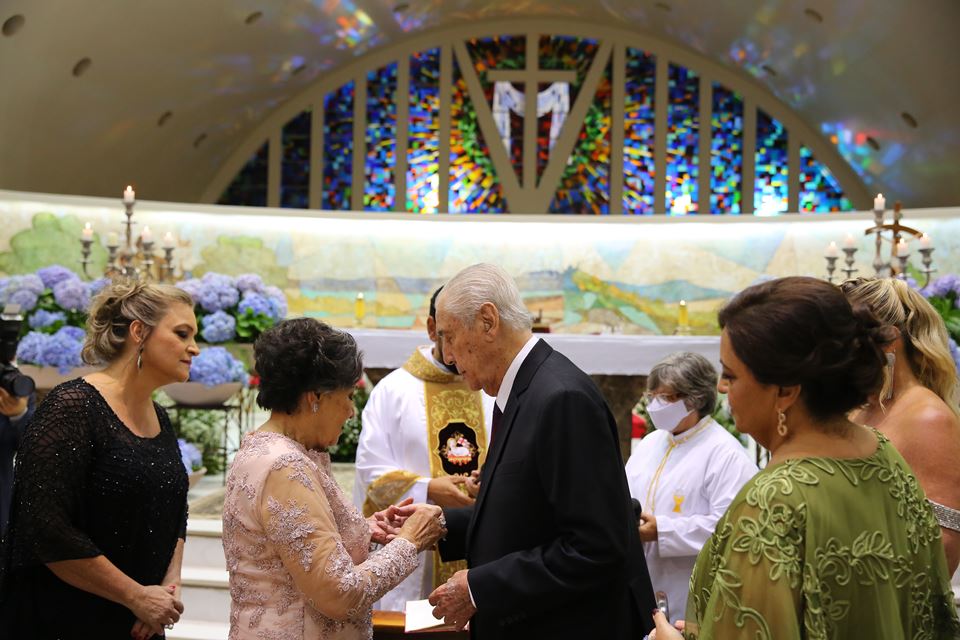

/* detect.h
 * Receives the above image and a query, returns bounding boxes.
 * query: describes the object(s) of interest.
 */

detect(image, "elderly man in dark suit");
[428,263,656,639]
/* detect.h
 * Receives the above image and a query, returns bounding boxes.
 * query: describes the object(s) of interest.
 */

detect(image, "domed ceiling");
[0,0,957,208]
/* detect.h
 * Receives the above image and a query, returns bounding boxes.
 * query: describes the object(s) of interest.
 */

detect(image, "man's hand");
[427,569,476,631]
[428,475,474,508]
[464,469,481,498]
[639,511,658,542]
[0,388,27,418]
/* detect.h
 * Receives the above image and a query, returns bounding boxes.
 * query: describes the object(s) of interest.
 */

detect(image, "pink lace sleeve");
[259,465,419,621]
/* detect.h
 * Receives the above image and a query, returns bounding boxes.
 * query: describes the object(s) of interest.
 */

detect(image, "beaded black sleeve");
[5,378,188,583]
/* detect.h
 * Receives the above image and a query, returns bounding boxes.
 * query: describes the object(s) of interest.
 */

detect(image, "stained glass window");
[666,64,699,214]
[710,84,742,214]
[322,81,354,211]
[449,58,506,213]
[800,145,853,212]
[623,47,656,215]
[219,141,268,207]
[549,62,611,214]
[754,109,788,215]
[539,36,599,183]
[407,48,441,213]
[364,63,397,211]
[281,111,311,209]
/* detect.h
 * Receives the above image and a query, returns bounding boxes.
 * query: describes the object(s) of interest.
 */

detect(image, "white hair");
[439,263,532,332]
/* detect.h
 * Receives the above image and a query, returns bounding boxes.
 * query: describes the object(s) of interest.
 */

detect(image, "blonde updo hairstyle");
[82,279,195,365]
[840,277,960,413]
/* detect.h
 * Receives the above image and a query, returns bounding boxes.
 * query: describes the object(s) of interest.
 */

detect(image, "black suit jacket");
[440,340,656,639]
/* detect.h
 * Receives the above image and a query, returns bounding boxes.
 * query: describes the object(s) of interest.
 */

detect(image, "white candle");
[843,234,856,249]
[141,226,153,243]
[123,185,136,205]
[873,193,885,211]
[106,231,119,247]
[81,222,93,241]
[825,241,839,258]
[896,239,910,258]
[162,232,175,249]
[919,234,932,249]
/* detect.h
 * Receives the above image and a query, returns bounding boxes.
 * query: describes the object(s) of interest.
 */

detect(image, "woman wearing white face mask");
[624,352,757,622]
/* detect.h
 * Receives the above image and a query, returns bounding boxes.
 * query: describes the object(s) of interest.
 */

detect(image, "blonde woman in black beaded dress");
[0,280,199,640]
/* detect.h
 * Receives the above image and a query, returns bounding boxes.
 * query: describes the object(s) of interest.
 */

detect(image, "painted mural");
[2,191,958,336]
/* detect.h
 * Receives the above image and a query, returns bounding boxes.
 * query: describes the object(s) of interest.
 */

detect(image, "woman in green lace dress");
[651,276,959,640]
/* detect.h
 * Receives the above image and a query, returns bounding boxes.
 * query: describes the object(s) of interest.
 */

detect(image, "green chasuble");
[685,430,960,640]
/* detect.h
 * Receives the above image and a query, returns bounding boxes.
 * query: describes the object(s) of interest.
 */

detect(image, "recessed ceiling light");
[193,133,208,148]
[392,2,410,13]
[2,14,25,36]
[761,64,778,77]
[654,2,672,11]
[901,111,918,128]
[803,8,824,23]
[157,111,173,127]
[866,136,881,151]
[72,57,92,77]
[244,11,263,25]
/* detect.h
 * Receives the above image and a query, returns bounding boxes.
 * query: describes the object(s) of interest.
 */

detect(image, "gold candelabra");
[79,186,177,282]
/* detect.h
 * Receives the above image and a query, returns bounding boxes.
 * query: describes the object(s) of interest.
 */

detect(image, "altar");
[347,329,721,458]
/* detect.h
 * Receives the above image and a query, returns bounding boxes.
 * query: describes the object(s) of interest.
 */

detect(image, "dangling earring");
[312,402,319,413]
[883,352,895,401]
[777,409,788,437]
[136,346,143,371]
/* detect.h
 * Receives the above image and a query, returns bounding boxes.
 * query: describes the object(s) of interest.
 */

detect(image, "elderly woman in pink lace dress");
[223,319,445,639]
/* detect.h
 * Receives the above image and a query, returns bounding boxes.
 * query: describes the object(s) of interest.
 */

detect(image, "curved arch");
[202,18,869,213]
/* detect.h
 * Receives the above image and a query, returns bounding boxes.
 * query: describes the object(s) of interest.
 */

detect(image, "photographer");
[0,303,36,534]
[0,386,35,534]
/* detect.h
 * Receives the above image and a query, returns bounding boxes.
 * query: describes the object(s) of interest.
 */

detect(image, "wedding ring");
[438,513,447,527]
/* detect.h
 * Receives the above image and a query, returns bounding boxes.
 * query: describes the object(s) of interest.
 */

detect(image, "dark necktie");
[491,404,503,447]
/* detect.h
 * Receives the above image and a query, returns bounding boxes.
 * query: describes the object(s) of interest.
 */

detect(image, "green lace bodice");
[685,431,960,640]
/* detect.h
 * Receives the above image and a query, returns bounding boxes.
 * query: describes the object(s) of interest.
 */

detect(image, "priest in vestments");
[353,288,494,611]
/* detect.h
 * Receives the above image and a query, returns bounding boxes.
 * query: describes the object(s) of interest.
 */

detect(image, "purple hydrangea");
[196,273,239,313]
[15,327,84,373]
[175,278,203,303]
[178,439,204,472]
[14,274,44,296]
[922,274,960,299]
[58,325,86,342]
[235,273,265,294]
[37,265,78,289]
[189,346,249,387]
[8,288,38,311]
[52,278,90,311]
[238,292,273,319]
[89,277,111,297]
[264,285,288,320]
[28,309,66,329]
[200,310,236,343]
[949,338,960,376]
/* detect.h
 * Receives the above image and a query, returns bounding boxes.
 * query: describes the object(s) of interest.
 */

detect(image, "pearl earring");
[312,402,319,413]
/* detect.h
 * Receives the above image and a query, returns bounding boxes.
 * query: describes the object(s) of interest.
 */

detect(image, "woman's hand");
[397,504,447,552]
[649,610,685,640]
[126,584,183,638]
[369,497,415,545]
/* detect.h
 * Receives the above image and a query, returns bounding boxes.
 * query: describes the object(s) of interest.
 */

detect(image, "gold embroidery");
[362,469,421,518]
[673,494,684,513]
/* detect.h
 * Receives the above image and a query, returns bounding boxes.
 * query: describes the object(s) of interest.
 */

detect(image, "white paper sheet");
[404,599,447,632]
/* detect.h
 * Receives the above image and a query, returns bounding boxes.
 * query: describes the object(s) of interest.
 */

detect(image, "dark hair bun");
[718,276,892,420]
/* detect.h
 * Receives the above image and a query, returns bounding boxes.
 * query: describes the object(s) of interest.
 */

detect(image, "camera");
[0,304,36,397]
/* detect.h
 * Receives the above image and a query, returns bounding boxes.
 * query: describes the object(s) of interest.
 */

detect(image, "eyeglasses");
[643,392,683,404]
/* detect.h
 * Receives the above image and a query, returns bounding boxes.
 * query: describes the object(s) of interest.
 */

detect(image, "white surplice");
[352,346,494,611]
[624,416,757,621]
